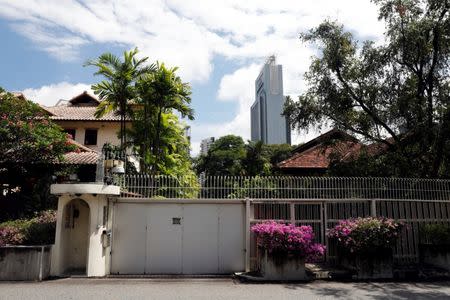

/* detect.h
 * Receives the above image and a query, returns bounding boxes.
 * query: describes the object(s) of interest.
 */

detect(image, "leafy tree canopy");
[196,135,293,176]
[0,88,74,167]
[85,48,155,149]
[284,0,450,178]
[134,62,194,174]
[0,88,75,220]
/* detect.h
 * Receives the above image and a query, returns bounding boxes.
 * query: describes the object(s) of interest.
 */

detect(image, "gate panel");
[182,204,219,274]
[218,204,245,273]
[146,204,183,274]
[111,203,146,274]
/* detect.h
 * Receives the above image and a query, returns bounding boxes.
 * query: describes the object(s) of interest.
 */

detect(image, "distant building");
[250,56,291,145]
[200,137,215,156]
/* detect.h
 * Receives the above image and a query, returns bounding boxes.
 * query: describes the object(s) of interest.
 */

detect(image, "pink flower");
[251,221,325,261]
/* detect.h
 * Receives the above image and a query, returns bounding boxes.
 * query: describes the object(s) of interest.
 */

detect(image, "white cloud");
[1,0,387,154]
[22,82,93,106]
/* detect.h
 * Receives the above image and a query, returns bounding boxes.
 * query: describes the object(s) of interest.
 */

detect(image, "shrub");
[0,210,56,246]
[420,224,450,245]
[0,226,25,246]
[251,221,325,261]
[327,217,403,254]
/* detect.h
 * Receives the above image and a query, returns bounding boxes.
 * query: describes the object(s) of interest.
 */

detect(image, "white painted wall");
[51,193,111,277]
[53,121,123,152]
[110,201,246,275]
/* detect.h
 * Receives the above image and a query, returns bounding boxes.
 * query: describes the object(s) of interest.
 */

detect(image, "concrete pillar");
[50,184,119,277]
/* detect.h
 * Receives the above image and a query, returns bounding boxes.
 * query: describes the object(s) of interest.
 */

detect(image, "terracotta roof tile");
[60,152,99,165]
[45,106,121,121]
[278,129,362,169]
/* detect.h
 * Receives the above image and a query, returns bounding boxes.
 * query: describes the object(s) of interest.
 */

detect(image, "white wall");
[110,201,246,275]
[51,194,109,277]
[54,121,123,152]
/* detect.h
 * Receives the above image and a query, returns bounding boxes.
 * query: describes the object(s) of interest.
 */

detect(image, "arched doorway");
[62,198,90,275]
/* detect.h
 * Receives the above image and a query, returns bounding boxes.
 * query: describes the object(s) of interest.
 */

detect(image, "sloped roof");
[56,139,100,165]
[68,91,100,106]
[61,152,99,165]
[278,129,361,169]
[44,106,121,121]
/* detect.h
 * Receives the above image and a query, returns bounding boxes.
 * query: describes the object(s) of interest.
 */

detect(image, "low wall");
[0,245,52,281]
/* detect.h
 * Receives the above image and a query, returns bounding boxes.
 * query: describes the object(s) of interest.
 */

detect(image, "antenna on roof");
[267,55,276,65]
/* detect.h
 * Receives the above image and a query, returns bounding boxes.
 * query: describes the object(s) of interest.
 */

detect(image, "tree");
[0,88,75,220]
[242,141,271,176]
[262,143,294,167]
[196,135,246,176]
[85,48,154,149]
[135,62,194,173]
[0,88,74,167]
[130,111,194,176]
[284,0,450,178]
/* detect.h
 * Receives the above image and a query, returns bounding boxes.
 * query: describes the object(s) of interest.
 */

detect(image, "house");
[277,129,362,175]
[40,91,130,181]
[42,91,124,153]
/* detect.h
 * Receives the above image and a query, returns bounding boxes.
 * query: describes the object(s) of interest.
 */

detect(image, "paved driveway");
[1,278,450,300]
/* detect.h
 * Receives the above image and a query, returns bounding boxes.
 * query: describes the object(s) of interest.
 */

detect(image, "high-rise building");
[250,56,291,144]
[200,137,215,156]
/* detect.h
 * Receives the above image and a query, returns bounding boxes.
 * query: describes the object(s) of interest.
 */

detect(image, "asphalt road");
[1,278,450,300]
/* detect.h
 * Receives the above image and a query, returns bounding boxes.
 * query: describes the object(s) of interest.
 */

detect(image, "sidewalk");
[1,278,450,300]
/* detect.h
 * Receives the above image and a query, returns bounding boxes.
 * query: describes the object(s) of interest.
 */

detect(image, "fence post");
[245,197,251,272]
[370,199,377,217]
[290,202,295,225]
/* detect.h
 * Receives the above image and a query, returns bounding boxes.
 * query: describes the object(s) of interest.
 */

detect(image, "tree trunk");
[152,106,163,174]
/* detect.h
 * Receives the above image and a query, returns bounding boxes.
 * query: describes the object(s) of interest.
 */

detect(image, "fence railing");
[120,175,450,200]
[117,174,450,267]
[248,198,450,268]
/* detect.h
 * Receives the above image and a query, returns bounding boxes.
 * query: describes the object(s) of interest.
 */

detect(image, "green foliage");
[134,62,194,174]
[88,50,197,186]
[284,0,450,178]
[85,48,155,149]
[0,210,56,246]
[196,135,246,176]
[0,89,75,221]
[196,135,293,176]
[420,224,450,245]
[0,90,75,166]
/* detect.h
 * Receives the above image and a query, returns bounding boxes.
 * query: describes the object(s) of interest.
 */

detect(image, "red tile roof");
[61,152,99,165]
[278,129,362,169]
[278,141,361,169]
[44,106,121,121]
[56,139,100,165]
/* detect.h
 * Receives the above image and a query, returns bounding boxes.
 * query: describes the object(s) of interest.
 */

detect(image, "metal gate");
[110,200,245,274]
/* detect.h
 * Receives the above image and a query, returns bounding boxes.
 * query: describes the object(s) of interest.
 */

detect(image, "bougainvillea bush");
[0,226,25,246]
[327,217,404,254]
[0,210,56,246]
[251,221,325,261]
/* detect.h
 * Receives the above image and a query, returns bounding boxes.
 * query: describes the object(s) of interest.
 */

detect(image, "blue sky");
[0,0,384,155]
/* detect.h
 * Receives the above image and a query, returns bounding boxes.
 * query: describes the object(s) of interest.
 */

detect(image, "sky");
[0,0,386,156]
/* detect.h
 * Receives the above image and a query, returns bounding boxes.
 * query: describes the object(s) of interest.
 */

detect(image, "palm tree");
[85,48,154,150]
[136,62,194,173]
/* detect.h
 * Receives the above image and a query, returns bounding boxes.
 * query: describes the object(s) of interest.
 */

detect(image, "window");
[64,129,76,140]
[84,129,98,145]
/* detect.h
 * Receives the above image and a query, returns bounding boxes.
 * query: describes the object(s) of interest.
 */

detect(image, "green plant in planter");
[419,224,450,271]
[327,217,404,255]
[327,217,404,279]
[420,224,450,245]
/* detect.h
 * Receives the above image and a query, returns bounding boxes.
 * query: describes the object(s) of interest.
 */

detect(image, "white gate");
[110,200,245,274]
